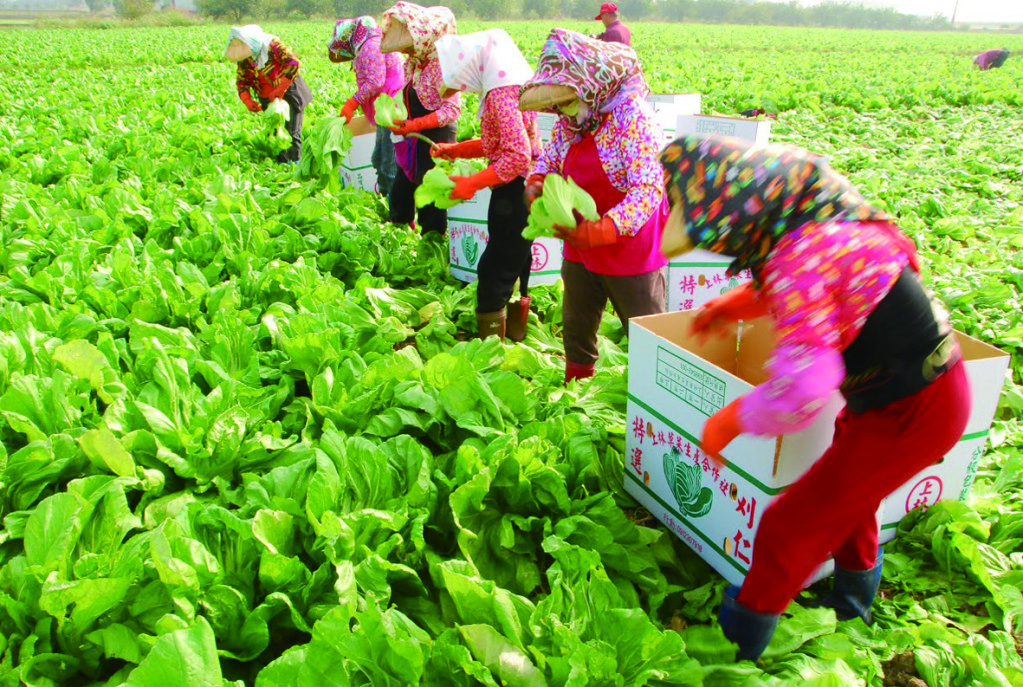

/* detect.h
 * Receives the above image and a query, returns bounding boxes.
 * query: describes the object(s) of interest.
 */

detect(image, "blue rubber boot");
[718,586,780,663]
[822,548,883,624]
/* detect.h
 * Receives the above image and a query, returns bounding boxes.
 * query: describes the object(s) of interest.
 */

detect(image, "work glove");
[701,398,743,467]
[523,173,546,207]
[339,97,360,123]
[690,283,767,342]
[555,214,618,250]
[390,112,440,136]
[449,167,503,201]
[239,91,262,113]
[431,139,485,160]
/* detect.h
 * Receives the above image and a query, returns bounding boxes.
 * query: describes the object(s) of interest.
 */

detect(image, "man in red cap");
[594,2,631,46]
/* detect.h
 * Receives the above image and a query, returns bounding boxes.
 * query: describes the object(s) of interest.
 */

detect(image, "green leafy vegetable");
[263,98,292,155]
[374,93,408,130]
[523,174,599,240]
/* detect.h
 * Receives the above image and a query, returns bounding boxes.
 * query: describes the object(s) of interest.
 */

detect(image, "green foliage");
[523,174,599,240]
[1,20,1022,687]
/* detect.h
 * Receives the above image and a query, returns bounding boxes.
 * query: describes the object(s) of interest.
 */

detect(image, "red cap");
[595,2,617,19]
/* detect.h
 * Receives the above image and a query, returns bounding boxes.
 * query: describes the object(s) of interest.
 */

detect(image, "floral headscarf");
[521,28,649,136]
[435,30,533,117]
[380,2,456,82]
[328,16,378,61]
[226,25,276,68]
[660,135,904,282]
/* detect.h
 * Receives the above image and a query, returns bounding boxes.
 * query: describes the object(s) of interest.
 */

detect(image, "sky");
[800,0,1023,23]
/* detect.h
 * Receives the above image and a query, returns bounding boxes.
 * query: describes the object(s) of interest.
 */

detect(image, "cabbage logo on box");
[664,447,713,518]
[462,234,480,267]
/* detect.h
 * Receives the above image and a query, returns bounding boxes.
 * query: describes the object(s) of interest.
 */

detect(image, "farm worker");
[328,17,406,196]
[594,2,631,46]
[379,2,462,235]
[974,48,1010,71]
[226,25,312,165]
[658,134,971,663]
[519,29,668,383]
[431,30,541,342]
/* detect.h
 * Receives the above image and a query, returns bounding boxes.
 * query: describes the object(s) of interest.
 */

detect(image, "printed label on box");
[667,261,752,311]
[656,346,726,416]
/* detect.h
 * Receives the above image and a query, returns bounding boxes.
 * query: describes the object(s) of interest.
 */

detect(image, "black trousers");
[389,165,448,234]
[259,75,311,164]
[476,177,532,313]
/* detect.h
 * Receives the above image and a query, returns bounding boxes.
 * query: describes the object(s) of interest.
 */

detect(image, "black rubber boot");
[718,586,780,663]
[822,549,884,624]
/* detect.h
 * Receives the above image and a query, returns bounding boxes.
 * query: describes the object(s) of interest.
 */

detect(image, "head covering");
[380,2,456,82]
[328,16,379,61]
[595,2,618,19]
[520,28,648,137]
[226,25,276,69]
[435,30,533,116]
[660,135,898,281]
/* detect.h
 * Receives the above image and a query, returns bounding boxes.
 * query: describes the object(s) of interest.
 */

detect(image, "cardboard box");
[448,188,562,285]
[339,133,380,194]
[667,249,752,312]
[647,94,702,142]
[675,114,772,147]
[624,311,844,586]
[879,332,1009,542]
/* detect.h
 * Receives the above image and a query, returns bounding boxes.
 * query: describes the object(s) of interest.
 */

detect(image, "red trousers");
[738,362,971,614]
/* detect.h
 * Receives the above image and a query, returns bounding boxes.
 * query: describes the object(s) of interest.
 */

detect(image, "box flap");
[346,116,376,137]
[633,311,739,377]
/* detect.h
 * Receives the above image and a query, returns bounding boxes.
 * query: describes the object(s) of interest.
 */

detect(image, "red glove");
[431,139,485,160]
[239,92,261,113]
[268,77,294,101]
[701,398,743,467]
[450,167,503,201]
[390,112,440,136]
[555,215,618,250]
[340,97,360,123]
[690,283,767,342]
[524,173,545,207]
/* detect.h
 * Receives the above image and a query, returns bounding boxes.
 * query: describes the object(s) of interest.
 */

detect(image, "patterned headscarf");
[328,16,378,61]
[380,2,456,82]
[227,25,276,69]
[521,28,649,136]
[435,30,533,117]
[660,135,901,281]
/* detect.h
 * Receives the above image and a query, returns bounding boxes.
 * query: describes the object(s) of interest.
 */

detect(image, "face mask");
[557,99,581,117]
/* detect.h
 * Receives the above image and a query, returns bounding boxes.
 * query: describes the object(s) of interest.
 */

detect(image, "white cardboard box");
[675,114,772,147]
[448,188,562,285]
[339,133,380,193]
[667,249,752,312]
[624,311,844,586]
[879,332,1009,542]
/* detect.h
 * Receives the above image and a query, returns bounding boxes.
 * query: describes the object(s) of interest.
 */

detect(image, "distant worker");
[594,2,631,46]
[226,25,312,165]
[974,48,1010,71]
[328,16,405,196]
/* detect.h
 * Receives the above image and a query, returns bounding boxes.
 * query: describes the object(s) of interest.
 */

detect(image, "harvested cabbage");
[523,174,599,240]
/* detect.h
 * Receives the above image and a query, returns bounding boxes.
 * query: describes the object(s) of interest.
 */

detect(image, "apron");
[394,79,457,183]
[562,119,668,276]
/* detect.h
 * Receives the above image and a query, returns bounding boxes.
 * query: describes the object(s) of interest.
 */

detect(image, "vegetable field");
[2,20,1023,687]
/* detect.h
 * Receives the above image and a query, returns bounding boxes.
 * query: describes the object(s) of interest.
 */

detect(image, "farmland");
[2,19,1023,686]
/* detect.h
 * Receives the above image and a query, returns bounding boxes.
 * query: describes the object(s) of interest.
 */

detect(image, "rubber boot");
[477,309,506,341]
[506,296,531,343]
[565,361,595,385]
[718,586,780,663]
[822,548,883,624]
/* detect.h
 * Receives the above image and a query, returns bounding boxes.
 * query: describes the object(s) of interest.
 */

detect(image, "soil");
[882,652,929,687]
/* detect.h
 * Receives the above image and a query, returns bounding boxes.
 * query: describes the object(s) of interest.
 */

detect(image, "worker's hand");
[431,143,458,160]
[701,398,743,467]
[339,97,359,123]
[239,92,262,113]
[449,167,502,201]
[390,113,440,136]
[690,283,766,343]
[431,139,484,160]
[555,214,618,250]
[524,173,545,207]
